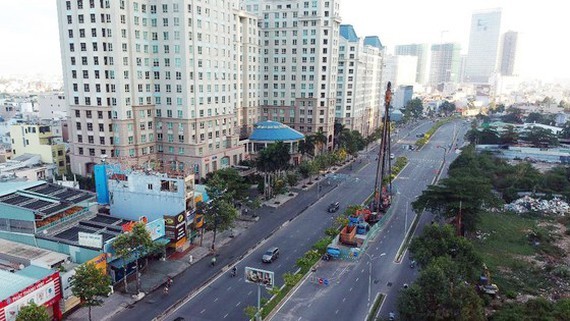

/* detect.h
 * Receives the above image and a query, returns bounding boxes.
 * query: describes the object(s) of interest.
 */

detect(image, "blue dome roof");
[249,121,305,142]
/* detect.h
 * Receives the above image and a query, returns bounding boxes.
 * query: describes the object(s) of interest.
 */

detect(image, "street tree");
[202,198,239,251]
[398,257,485,321]
[312,130,328,155]
[112,222,153,294]
[403,98,424,120]
[256,142,291,199]
[412,172,497,233]
[439,101,456,115]
[298,138,315,159]
[206,167,249,201]
[70,262,111,321]
[409,224,482,278]
[16,302,50,321]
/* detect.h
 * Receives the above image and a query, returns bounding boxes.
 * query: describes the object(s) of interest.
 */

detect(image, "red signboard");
[0,271,62,321]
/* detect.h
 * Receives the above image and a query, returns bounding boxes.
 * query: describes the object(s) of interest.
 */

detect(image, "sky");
[0,0,567,81]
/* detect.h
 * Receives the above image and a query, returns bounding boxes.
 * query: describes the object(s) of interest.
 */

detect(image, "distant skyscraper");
[499,31,519,76]
[429,43,461,86]
[465,8,502,83]
[394,43,429,84]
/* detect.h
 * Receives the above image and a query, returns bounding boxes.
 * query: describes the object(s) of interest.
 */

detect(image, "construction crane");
[372,82,393,215]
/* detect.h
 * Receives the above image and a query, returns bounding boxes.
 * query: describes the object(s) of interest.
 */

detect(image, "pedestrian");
[189,255,194,265]
[167,277,173,287]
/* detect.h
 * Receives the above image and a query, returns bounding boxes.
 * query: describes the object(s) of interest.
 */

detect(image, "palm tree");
[298,138,315,160]
[333,122,346,149]
[312,130,327,155]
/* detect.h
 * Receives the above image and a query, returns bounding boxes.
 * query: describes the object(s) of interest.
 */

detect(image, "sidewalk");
[65,219,255,321]
[65,158,359,321]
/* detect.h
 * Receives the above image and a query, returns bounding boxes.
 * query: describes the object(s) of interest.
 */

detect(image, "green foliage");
[439,101,456,115]
[202,198,239,232]
[397,256,485,321]
[325,227,339,237]
[286,172,299,187]
[71,262,111,321]
[16,302,50,321]
[244,306,258,319]
[298,160,317,179]
[521,127,559,147]
[283,272,303,287]
[409,224,482,279]
[338,129,366,156]
[404,97,424,120]
[501,107,524,124]
[256,141,291,173]
[205,168,250,201]
[491,298,570,321]
[312,236,333,254]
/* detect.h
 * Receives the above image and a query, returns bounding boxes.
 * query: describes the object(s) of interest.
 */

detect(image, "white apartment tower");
[242,0,341,149]
[57,0,259,178]
[499,30,518,77]
[336,25,383,137]
[394,43,429,85]
[464,8,502,83]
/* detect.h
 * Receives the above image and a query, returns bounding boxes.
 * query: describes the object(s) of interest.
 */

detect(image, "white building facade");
[336,25,383,137]
[242,0,342,149]
[57,0,259,178]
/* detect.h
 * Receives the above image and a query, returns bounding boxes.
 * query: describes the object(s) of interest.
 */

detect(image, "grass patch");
[472,211,550,294]
[367,293,386,321]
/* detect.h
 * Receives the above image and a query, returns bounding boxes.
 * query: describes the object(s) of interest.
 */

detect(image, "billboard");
[164,213,187,242]
[244,267,274,288]
[78,232,103,249]
[145,219,165,241]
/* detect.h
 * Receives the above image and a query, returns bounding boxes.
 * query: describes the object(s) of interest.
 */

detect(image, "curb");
[153,177,342,321]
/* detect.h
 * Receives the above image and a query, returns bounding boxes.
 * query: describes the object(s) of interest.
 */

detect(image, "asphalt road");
[270,120,468,321]
[159,120,436,321]
[110,120,436,321]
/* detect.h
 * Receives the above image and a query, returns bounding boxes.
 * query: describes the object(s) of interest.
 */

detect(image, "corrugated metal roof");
[0,266,54,301]
[249,121,305,142]
[0,181,44,197]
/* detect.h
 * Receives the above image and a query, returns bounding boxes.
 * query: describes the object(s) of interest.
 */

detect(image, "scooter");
[230,267,237,277]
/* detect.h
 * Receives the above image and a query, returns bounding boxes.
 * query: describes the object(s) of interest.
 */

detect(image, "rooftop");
[0,265,55,301]
[249,121,305,142]
[340,24,359,42]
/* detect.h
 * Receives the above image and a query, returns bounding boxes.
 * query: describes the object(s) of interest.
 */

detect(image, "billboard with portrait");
[244,267,274,288]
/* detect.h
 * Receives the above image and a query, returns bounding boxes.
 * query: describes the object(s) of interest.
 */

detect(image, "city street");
[109,120,435,321]
[269,120,467,321]
[156,120,438,321]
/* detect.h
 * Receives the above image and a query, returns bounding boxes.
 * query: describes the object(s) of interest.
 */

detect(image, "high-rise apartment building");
[464,8,502,83]
[394,43,429,85]
[499,31,518,76]
[429,43,461,86]
[57,0,259,178]
[242,0,341,149]
[336,25,383,137]
[383,55,417,88]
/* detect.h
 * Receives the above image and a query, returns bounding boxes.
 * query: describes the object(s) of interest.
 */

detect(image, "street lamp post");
[365,252,386,307]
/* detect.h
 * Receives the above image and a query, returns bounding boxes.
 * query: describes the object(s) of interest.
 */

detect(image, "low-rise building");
[9,123,67,174]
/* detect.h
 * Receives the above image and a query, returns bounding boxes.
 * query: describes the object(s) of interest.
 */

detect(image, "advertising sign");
[78,232,103,249]
[164,213,187,242]
[145,218,165,241]
[87,253,108,272]
[244,267,274,288]
[60,269,77,299]
[0,272,61,321]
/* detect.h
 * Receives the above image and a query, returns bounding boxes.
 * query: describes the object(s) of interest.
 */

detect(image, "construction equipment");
[373,82,394,214]
[478,263,499,296]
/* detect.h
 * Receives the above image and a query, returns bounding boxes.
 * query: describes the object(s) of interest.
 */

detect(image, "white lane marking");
[350,287,353,292]
[223,313,229,318]
[200,309,206,314]
[214,298,219,302]
[355,277,359,282]
[236,302,241,307]
[227,286,232,291]
[335,309,339,314]
[361,269,365,273]
[248,290,253,296]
